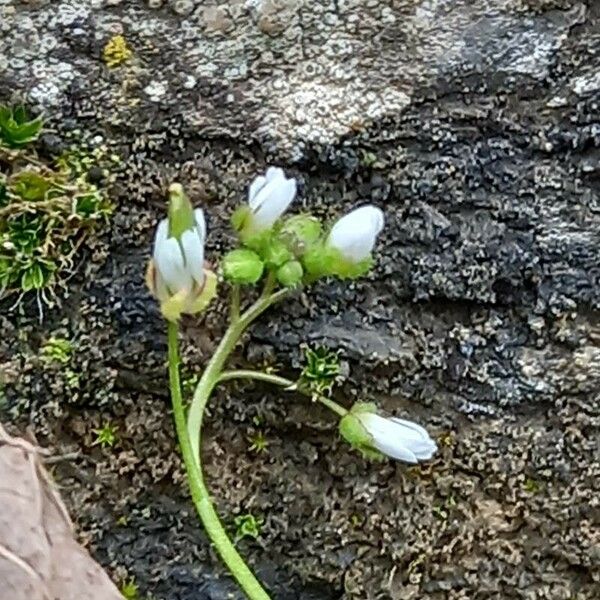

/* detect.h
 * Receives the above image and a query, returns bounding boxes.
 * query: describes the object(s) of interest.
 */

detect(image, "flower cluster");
[147,167,436,465]
[224,166,385,287]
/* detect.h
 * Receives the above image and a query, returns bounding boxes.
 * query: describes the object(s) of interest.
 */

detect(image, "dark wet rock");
[1,0,600,599]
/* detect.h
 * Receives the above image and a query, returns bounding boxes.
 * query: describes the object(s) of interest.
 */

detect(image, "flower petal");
[328,205,384,262]
[180,229,205,286]
[152,219,169,261]
[252,176,297,229]
[359,413,435,463]
[248,175,267,207]
[154,237,190,292]
[265,166,285,182]
[194,208,206,241]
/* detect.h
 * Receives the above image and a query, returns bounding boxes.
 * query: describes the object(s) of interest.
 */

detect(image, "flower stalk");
[167,321,271,600]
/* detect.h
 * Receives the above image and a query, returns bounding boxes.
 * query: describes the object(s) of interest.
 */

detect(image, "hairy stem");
[167,322,271,600]
[217,369,348,417]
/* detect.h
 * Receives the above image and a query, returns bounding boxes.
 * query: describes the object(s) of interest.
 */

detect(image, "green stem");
[230,284,240,322]
[217,370,348,417]
[187,286,290,468]
[167,322,270,600]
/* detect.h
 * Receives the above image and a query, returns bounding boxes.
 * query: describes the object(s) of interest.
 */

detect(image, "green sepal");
[339,403,384,461]
[334,255,373,279]
[302,244,337,279]
[167,183,195,239]
[276,260,303,287]
[231,205,251,233]
[222,249,264,284]
[303,245,373,280]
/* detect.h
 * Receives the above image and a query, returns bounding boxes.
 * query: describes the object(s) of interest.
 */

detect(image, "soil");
[1,1,599,599]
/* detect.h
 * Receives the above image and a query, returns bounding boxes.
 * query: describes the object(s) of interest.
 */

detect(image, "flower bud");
[146,184,217,321]
[339,403,437,463]
[302,206,384,280]
[328,205,384,262]
[238,167,297,240]
[276,260,303,287]
[280,215,322,255]
[222,249,264,284]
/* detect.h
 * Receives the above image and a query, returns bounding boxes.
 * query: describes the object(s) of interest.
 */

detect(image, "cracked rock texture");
[1,0,599,599]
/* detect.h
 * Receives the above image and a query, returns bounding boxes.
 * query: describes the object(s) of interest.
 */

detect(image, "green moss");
[40,337,73,364]
[0,107,113,303]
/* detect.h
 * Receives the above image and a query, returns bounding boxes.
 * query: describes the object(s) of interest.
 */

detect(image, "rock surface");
[1,0,599,599]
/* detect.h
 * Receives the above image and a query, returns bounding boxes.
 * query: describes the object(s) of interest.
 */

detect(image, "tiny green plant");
[299,346,341,397]
[0,104,112,305]
[248,431,269,453]
[120,578,139,600]
[0,105,43,148]
[40,336,73,364]
[234,514,264,541]
[93,422,118,448]
[149,170,438,599]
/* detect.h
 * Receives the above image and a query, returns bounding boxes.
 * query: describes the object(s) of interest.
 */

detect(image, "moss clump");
[103,35,133,68]
[0,104,112,303]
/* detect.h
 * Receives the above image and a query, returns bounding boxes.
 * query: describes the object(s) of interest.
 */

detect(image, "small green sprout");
[64,369,80,388]
[234,514,263,541]
[93,422,118,448]
[300,346,341,397]
[120,578,139,600]
[523,478,541,494]
[182,372,200,397]
[349,514,362,528]
[0,105,43,148]
[248,431,269,454]
[40,337,73,364]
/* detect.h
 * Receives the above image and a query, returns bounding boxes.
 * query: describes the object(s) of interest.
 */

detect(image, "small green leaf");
[21,263,47,290]
[0,105,43,147]
[11,171,52,201]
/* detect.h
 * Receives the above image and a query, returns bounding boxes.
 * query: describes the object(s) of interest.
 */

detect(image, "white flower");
[146,184,217,321]
[357,413,437,463]
[247,166,297,230]
[328,205,384,262]
[152,207,206,300]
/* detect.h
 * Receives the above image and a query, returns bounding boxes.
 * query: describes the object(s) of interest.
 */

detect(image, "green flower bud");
[222,249,264,284]
[263,238,293,268]
[167,183,195,239]
[280,215,322,255]
[276,260,303,287]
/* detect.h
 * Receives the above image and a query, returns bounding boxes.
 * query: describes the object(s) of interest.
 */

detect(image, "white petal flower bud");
[327,205,384,263]
[146,184,216,321]
[247,166,297,231]
[356,413,437,463]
